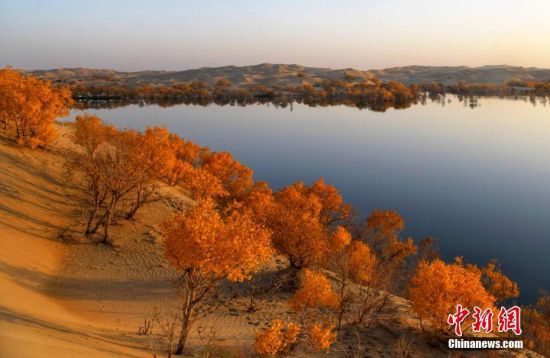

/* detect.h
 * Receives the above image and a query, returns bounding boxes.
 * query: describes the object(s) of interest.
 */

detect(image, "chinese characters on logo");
[448,305,522,336]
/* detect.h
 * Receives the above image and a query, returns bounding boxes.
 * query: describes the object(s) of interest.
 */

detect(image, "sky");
[1,0,550,71]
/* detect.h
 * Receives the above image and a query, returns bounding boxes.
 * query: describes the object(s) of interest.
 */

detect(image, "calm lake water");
[69,97,550,303]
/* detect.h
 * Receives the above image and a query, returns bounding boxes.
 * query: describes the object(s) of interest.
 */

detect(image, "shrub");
[409,259,495,334]
[254,320,301,357]
[305,322,337,352]
[289,269,339,315]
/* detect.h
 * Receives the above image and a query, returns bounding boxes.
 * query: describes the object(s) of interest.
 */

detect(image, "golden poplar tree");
[0,67,72,148]
[162,199,272,354]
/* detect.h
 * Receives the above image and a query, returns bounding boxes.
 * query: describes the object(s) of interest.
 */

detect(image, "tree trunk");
[337,280,347,329]
[14,120,20,140]
[174,284,195,355]
[102,210,113,244]
[100,197,117,244]
[84,205,98,235]
[126,187,142,220]
[89,211,107,234]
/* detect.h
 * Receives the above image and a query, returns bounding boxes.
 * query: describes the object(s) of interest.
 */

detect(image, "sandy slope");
[0,127,153,357]
[0,125,273,357]
[0,125,542,358]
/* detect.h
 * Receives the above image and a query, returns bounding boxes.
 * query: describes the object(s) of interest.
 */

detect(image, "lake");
[68,97,550,303]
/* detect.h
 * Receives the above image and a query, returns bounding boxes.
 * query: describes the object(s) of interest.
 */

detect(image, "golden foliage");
[267,179,351,269]
[69,121,156,241]
[254,320,301,357]
[461,258,519,305]
[480,260,519,304]
[523,291,550,356]
[366,209,404,240]
[327,239,377,328]
[310,178,352,226]
[409,259,495,333]
[163,134,203,185]
[361,210,417,290]
[162,198,272,282]
[201,151,254,200]
[340,240,376,286]
[73,114,113,155]
[305,322,337,352]
[162,199,273,353]
[175,162,228,200]
[0,67,72,148]
[239,181,274,221]
[289,269,339,313]
[329,225,352,253]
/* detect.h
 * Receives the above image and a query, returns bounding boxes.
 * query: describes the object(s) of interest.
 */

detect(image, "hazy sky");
[1,0,549,71]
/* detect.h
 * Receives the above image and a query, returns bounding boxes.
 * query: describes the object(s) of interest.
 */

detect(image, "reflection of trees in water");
[73,96,419,112]
[69,81,424,112]
[71,81,549,111]
[74,94,549,111]
[421,82,550,109]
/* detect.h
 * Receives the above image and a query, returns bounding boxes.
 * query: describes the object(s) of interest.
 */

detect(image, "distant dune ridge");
[28,64,550,87]
[367,65,550,85]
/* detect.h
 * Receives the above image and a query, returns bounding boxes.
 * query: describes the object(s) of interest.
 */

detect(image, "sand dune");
[27,64,550,89]
[0,127,147,357]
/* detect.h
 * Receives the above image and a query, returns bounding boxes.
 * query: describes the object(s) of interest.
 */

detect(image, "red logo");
[497,306,522,335]
[472,306,494,333]
[448,305,522,336]
[447,304,470,336]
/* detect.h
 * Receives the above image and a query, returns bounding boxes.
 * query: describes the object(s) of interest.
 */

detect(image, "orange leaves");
[73,114,111,155]
[258,272,339,356]
[161,198,272,282]
[162,134,253,204]
[409,259,496,334]
[254,320,301,357]
[361,209,416,290]
[326,239,377,328]
[289,269,339,313]
[329,226,352,252]
[305,322,337,352]
[461,259,519,305]
[255,319,336,356]
[239,181,274,220]
[176,162,229,200]
[523,291,550,356]
[201,151,254,200]
[138,127,176,179]
[340,240,376,286]
[480,260,520,304]
[365,209,404,243]
[161,198,272,354]
[310,178,352,226]
[0,67,73,148]
[267,179,351,269]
